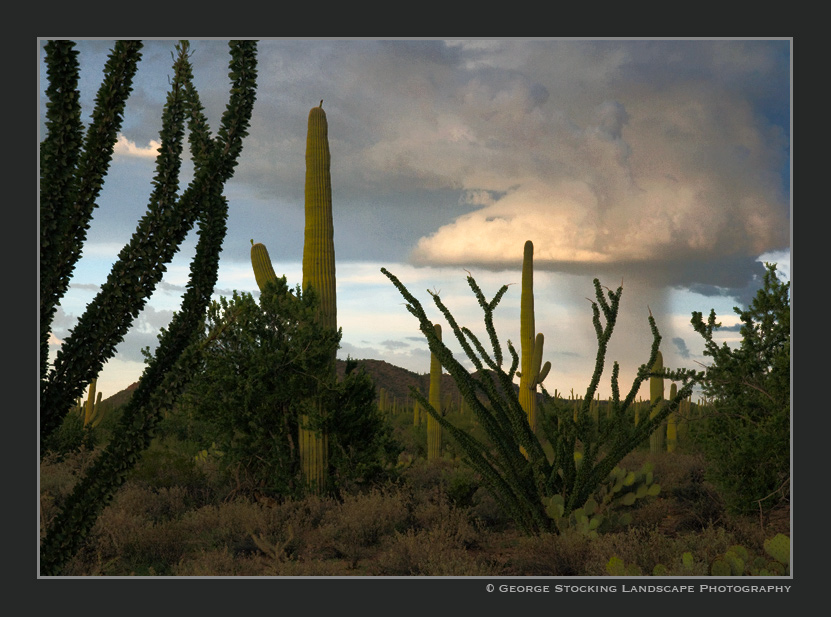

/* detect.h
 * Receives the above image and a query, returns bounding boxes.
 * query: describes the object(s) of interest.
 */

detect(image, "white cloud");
[113,134,162,159]
[410,83,788,282]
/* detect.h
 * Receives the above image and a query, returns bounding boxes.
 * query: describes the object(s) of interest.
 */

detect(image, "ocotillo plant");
[381,266,702,535]
[39,40,258,575]
[427,323,443,460]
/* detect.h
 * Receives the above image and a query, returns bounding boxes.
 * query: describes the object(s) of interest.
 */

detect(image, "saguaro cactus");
[248,103,337,493]
[518,240,551,437]
[302,102,337,327]
[250,239,278,291]
[427,323,443,460]
[649,350,666,453]
[300,102,337,491]
[82,378,105,428]
[666,382,678,452]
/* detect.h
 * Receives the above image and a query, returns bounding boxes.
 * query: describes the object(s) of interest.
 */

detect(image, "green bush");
[691,263,790,515]
[177,279,396,499]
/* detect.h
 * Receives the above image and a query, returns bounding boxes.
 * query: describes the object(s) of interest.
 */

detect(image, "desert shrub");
[178,282,397,499]
[317,489,412,568]
[440,464,480,509]
[175,499,274,553]
[172,547,268,576]
[40,447,104,537]
[690,263,790,515]
[504,532,595,576]
[394,421,428,461]
[61,484,193,575]
[468,486,511,529]
[373,527,497,576]
[581,527,692,576]
[409,493,483,550]
[41,411,90,456]
[325,359,402,493]
[125,436,218,503]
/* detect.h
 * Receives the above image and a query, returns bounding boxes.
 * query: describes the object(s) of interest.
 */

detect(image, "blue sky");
[40,39,791,403]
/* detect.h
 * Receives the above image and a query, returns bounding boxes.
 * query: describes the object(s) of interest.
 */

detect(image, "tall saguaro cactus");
[249,103,337,493]
[649,350,666,453]
[427,323,443,460]
[40,40,258,574]
[303,102,337,328]
[518,240,551,438]
[300,102,337,491]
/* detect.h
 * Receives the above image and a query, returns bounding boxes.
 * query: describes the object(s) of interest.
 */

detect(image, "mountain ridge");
[100,357,513,415]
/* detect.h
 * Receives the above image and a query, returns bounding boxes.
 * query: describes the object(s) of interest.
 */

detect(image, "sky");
[39,38,791,404]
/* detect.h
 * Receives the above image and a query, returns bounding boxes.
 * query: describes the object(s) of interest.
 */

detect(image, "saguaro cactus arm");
[250,239,279,291]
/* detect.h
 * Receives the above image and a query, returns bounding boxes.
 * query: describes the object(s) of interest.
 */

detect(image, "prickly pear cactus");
[543,461,660,536]
[606,555,643,576]
[764,533,790,568]
[709,538,790,576]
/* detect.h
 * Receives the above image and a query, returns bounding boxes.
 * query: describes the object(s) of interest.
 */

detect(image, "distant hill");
[338,358,478,413]
[100,358,489,415]
[99,381,139,413]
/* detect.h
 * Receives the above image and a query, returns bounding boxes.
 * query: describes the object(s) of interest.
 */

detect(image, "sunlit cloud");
[410,87,788,288]
[113,134,162,159]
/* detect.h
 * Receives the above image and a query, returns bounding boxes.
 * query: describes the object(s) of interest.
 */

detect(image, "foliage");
[39,40,258,575]
[41,411,90,457]
[176,278,397,498]
[41,440,786,576]
[381,267,702,535]
[327,359,401,491]
[690,263,790,515]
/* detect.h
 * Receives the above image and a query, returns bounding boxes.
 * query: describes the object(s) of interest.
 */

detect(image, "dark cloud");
[45,39,790,355]
[672,337,691,359]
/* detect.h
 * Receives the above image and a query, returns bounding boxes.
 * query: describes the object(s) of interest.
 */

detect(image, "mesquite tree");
[39,40,258,574]
[690,263,790,515]
[381,266,702,535]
